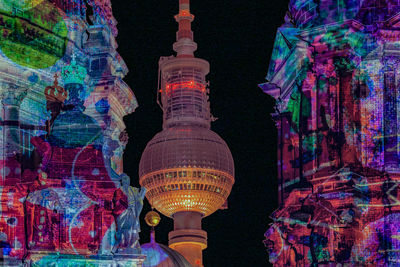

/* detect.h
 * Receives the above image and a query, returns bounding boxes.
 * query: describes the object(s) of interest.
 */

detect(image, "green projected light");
[0,0,68,69]
[1,0,45,10]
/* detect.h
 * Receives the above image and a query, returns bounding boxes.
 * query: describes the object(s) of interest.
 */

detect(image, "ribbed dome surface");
[139,126,234,177]
[141,242,193,267]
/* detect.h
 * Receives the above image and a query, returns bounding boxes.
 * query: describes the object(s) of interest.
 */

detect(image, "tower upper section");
[159,57,210,129]
[158,0,211,129]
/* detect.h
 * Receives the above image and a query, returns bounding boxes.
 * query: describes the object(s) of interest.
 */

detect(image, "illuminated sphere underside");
[139,126,234,217]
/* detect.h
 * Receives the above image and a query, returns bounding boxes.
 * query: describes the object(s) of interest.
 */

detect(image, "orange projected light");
[140,167,234,217]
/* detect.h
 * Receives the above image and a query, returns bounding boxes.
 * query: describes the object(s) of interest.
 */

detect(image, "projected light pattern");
[0,0,143,266]
[261,0,400,265]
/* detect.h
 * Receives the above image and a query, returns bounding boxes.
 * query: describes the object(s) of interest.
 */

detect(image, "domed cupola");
[48,55,103,149]
[141,211,193,267]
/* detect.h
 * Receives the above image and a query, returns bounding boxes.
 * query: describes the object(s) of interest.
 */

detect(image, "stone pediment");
[259,42,308,110]
[260,19,367,113]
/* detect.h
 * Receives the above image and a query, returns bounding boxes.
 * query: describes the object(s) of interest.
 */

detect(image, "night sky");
[112,0,289,266]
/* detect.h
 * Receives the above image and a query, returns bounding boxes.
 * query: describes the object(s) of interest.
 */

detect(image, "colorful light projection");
[261,0,400,265]
[0,57,143,264]
[0,0,68,69]
[0,0,142,265]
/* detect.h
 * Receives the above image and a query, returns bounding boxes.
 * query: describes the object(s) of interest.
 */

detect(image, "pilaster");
[0,84,28,161]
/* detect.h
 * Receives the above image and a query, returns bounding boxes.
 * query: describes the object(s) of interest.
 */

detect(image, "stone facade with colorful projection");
[0,0,144,266]
[261,0,400,265]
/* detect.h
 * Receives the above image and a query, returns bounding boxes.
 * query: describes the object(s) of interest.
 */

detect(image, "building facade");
[0,0,144,266]
[261,0,400,265]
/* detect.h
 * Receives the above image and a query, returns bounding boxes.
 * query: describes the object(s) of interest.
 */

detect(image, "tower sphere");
[139,126,234,218]
[145,211,161,227]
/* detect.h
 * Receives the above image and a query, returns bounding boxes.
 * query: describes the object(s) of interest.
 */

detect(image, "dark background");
[112,0,289,266]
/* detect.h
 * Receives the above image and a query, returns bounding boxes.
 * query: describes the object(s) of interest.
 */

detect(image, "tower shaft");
[169,211,207,267]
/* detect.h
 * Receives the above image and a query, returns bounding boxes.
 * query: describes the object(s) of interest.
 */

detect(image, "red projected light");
[165,81,206,95]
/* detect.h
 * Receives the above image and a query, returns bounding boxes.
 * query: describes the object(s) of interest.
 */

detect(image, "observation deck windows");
[163,68,209,123]
[140,169,234,207]
[149,184,226,195]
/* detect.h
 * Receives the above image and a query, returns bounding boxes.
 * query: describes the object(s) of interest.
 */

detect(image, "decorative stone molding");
[0,84,28,107]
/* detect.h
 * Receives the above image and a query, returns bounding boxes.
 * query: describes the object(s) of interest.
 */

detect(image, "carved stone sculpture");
[112,174,145,254]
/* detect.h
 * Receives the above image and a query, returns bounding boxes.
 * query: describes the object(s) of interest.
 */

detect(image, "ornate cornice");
[87,76,138,117]
[0,84,28,106]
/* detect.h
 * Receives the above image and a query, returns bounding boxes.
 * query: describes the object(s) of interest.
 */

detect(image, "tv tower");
[139,0,235,266]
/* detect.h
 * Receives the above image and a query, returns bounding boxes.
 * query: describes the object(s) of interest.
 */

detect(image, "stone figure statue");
[112,174,146,254]
[25,172,62,251]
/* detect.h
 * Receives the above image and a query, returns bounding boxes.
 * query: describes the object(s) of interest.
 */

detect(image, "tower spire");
[173,0,197,57]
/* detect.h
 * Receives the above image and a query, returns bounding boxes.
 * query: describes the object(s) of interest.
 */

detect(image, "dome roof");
[139,126,234,177]
[141,241,192,267]
[49,109,103,149]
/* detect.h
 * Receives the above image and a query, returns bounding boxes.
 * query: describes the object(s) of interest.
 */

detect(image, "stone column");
[0,84,27,184]
[102,125,121,185]
[382,60,398,170]
[0,84,28,265]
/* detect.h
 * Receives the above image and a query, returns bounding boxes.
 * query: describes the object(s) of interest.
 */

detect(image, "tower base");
[169,212,207,267]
